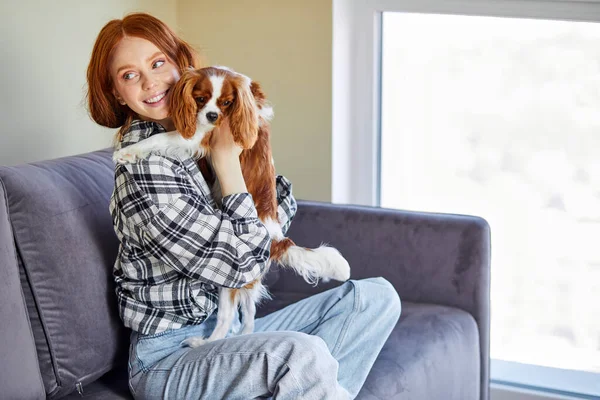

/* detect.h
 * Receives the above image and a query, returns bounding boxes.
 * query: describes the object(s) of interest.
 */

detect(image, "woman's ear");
[169,70,201,138]
[112,89,126,105]
[229,75,259,149]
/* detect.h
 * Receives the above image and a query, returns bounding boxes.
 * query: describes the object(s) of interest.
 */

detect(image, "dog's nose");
[206,112,218,123]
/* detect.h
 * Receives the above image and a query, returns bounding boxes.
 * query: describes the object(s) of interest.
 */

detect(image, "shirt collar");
[118,120,167,149]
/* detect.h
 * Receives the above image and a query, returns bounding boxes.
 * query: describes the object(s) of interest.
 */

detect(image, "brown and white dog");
[113,66,350,347]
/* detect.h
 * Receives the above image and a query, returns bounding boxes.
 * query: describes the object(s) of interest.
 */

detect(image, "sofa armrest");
[272,200,491,399]
[280,200,490,310]
[0,180,45,400]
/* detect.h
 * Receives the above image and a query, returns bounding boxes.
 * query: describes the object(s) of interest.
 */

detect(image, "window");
[333,0,600,397]
[381,11,600,397]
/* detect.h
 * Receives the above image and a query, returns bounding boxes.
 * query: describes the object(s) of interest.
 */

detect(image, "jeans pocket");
[134,329,186,372]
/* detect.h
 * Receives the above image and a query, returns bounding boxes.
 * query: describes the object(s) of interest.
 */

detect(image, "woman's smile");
[143,89,169,107]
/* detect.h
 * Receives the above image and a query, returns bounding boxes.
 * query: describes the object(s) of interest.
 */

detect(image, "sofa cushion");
[258,291,480,400]
[358,302,480,400]
[0,174,46,400]
[62,367,131,400]
[0,149,127,399]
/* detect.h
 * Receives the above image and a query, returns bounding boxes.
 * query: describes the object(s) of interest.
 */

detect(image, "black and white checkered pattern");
[110,120,298,335]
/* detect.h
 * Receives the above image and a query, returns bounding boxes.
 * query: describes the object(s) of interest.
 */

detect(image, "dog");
[113,66,350,347]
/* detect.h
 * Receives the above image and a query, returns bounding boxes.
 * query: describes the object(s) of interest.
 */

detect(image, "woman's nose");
[142,76,158,91]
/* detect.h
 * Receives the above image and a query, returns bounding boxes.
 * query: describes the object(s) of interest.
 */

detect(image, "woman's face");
[110,36,179,129]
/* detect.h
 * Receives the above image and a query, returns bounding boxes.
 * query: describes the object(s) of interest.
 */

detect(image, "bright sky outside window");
[381,12,600,376]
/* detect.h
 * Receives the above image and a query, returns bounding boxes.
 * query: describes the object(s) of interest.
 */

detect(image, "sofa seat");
[357,302,480,400]
[260,295,481,400]
[64,299,479,399]
[62,368,130,399]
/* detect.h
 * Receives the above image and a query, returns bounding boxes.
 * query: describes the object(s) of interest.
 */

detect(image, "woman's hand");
[210,119,248,197]
[210,118,243,165]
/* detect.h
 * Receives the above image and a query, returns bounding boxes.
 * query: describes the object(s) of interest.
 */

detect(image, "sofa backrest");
[0,149,127,399]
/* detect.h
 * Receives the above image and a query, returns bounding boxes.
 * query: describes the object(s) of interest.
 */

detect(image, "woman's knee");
[276,332,350,398]
[284,331,329,353]
[355,277,401,318]
[282,332,337,366]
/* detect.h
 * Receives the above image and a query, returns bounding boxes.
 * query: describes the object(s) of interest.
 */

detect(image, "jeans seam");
[129,359,142,397]
[295,316,322,333]
[144,351,304,392]
[290,288,351,334]
[332,281,360,357]
[137,329,176,341]
[136,352,144,373]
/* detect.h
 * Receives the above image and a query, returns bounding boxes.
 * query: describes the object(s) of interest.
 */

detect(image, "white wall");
[0,0,177,166]
[0,1,335,202]
[177,0,333,201]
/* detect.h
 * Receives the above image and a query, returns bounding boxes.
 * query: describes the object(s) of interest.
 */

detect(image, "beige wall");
[1,1,333,201]
[0,0,177,165]
[177,0,333,201]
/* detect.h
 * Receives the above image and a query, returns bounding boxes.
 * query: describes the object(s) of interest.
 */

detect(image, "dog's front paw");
[315,246,351,282]
[181,336,209,348]
[328,256,351,282]
[112,148,148,164]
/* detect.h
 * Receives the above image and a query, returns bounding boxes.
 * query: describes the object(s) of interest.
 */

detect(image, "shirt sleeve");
[119,155,271,288]
[276,175,297,236]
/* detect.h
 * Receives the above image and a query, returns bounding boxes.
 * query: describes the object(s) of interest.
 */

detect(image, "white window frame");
[332,0,600,398]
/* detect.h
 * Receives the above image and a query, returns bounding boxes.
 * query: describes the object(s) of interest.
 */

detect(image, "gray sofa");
[0,148,491,400]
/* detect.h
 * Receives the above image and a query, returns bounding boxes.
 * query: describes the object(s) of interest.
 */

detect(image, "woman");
[87,12,401,400]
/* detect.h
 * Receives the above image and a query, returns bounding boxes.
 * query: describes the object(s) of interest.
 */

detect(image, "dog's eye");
[197,97,205,103]
[223,100,231,106]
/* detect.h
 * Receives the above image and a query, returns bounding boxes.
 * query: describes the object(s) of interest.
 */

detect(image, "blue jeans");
[128,277,401,399]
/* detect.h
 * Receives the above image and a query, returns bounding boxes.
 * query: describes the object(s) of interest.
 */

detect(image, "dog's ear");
[229,74,259,149]
[169,70,201,139]
[250,81,267,107]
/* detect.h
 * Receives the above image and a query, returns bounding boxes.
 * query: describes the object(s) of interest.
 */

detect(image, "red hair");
[86,12,201,141]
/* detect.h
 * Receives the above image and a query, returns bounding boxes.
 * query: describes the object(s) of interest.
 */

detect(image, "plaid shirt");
[110,120,297,335]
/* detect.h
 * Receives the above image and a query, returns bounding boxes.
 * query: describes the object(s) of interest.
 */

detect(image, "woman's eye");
[153,60,165,69]
[123,72,136,80]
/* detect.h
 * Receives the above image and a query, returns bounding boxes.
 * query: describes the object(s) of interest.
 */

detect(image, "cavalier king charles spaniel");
[113,66,350,346]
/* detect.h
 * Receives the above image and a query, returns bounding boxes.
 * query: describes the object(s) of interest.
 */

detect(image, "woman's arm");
[276,175,297,236]
[209,120,247,197]
[115,155,270,289]
[210,120,297,234]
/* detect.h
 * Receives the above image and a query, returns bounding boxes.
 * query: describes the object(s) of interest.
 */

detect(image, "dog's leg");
[113,131,176,163]
[262,218,351,285]
[181,287,238,348]
[239,288,256,335]
[113,129,205,164]
[281,245,351,284]
[238,281,270,335]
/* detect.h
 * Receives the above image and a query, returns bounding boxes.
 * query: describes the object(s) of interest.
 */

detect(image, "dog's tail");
[270,238,351,285]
